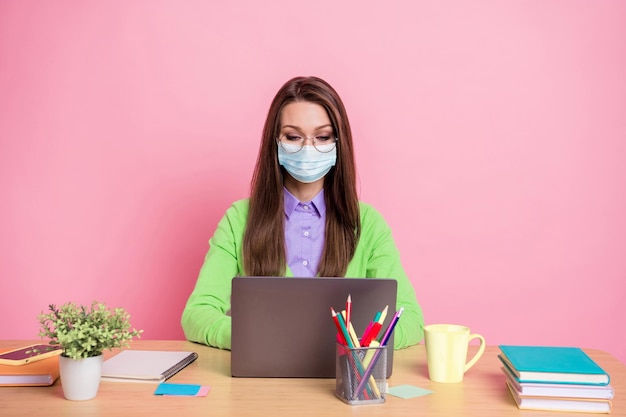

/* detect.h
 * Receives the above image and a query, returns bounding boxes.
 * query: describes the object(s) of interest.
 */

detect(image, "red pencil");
[361,323,382,347]
[360,322,374,342]
[345,294,352,333]
[330,307,348,345]
[361,305,387,346]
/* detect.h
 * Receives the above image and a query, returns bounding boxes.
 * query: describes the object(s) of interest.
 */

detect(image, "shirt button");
[303,231,310,237]
[303,205,309,210]
[302,260,308,266]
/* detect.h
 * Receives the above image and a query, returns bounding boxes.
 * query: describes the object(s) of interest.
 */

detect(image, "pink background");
[1,1,625,364]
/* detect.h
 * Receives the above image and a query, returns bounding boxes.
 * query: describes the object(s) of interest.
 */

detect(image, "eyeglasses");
[276,133,338,154]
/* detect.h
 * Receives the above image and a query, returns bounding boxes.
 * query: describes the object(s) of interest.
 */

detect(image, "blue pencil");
[379,306,403,346]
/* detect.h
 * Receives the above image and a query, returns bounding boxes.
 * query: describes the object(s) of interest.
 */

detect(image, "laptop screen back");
[231,276,397,378]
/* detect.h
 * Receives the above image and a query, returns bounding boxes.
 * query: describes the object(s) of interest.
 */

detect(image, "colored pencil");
[379,307,403,346]
[330,308,349,346]
[361,323,381,347]
[378,305,388,325]
[332,308,353,348]
[360,322,374,343]
[341,310,361,348]
[345,294,352,332]
[353,307,404,400]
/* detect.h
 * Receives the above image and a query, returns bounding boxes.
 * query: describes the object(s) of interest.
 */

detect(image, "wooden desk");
[1,340,623,416]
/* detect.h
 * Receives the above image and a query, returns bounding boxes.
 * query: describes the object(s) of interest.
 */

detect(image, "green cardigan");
[181,199,424,350]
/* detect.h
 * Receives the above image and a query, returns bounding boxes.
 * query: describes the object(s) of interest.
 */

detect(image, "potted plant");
[38,301,142,400]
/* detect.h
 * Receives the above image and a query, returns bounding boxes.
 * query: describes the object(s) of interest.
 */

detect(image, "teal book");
[498,345,610,385]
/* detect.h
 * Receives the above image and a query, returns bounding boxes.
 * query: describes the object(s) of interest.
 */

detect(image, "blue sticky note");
[387,384,433,399]
[154,383,202,396]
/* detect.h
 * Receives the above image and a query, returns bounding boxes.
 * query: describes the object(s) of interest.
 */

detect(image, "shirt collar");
[283,187,326,219]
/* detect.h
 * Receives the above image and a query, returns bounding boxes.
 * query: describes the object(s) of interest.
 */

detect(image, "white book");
[502,366,614,399]
[101,350,198,383]
[506,382,612,414]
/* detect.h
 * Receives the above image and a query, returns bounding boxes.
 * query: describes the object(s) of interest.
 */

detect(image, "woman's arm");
[180,201,249,350]
[356,204,425,349]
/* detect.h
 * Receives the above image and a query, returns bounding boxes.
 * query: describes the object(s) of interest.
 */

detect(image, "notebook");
[101,350,198,383]
[498,345,610,385]
[231,276,397,378]
[506,381,613,413]
[501,365,614,399]
[0,355,60,386]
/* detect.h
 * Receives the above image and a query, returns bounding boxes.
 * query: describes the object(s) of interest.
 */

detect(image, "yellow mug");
[424,324,486,383]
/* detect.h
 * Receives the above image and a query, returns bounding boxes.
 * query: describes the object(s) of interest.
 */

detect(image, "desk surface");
[1,340,623,417]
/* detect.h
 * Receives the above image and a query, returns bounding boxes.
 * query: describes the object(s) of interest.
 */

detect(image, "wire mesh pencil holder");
[335,343,387,405]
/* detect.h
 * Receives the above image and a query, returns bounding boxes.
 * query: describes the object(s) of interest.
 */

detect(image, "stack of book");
[0,355,59,387]
[498,345,614,414]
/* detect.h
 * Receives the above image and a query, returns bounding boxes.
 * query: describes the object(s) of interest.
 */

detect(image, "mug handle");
[464,334,486,373]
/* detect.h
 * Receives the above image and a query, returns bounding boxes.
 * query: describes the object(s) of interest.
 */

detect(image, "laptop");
[231,276,397,378]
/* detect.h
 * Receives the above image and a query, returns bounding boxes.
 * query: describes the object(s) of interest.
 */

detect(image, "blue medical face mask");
[277,143,337,183]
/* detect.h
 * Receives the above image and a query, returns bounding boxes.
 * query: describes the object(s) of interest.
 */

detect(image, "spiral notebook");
[101,350,198,383]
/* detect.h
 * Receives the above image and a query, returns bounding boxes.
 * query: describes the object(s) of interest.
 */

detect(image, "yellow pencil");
[341,310,361,348]
[378,305,388,325]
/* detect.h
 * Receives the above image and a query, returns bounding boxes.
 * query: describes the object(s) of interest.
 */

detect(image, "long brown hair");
[243,76,360,277]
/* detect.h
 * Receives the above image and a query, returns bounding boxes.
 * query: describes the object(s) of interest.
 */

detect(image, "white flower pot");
[59,354,103,401]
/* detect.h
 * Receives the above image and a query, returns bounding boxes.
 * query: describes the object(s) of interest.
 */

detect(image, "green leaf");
[37,301,143,360]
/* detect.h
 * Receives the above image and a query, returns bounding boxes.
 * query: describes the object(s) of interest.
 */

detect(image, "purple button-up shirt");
[283,187,326,277]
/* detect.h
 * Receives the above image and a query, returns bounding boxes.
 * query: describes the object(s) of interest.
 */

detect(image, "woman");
[181,76,424,350]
